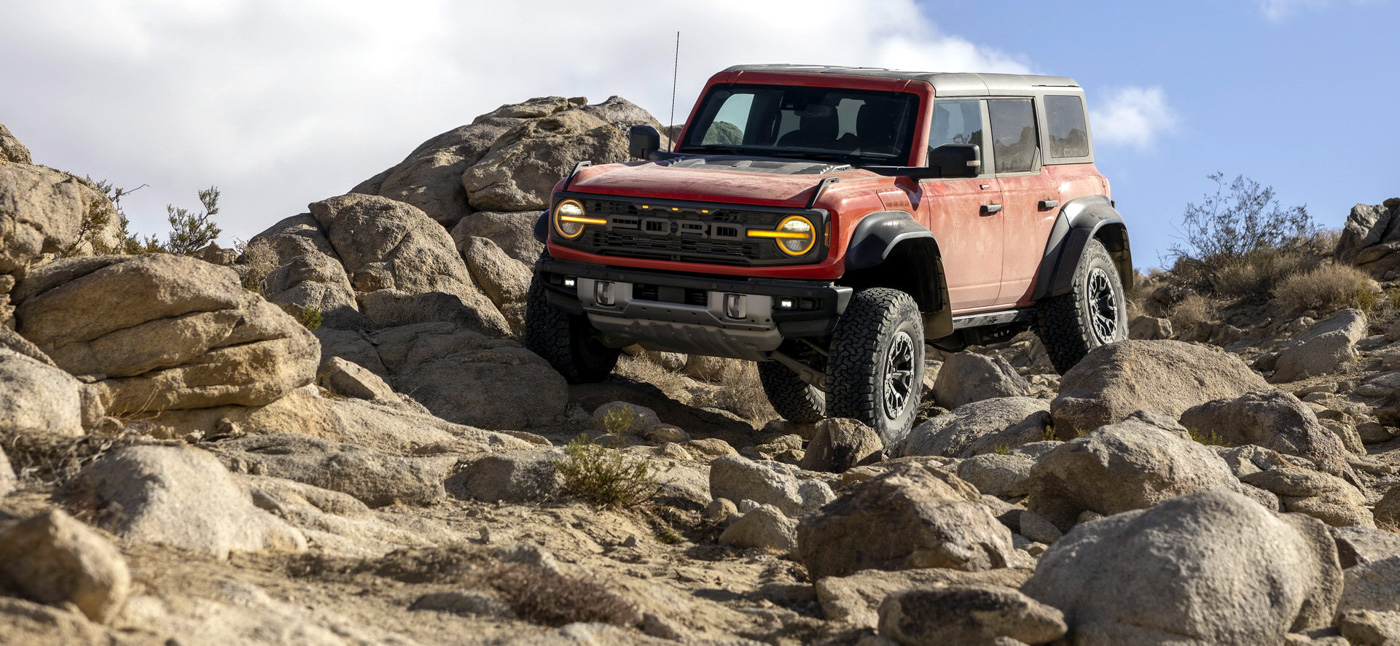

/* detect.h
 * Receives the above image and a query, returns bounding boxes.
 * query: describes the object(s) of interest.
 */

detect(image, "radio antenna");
[669,31,680,152]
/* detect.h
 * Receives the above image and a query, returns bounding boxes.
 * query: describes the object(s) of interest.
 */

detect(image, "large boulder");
[1336,200,1400,273]
[0,163,115,274]
[453,450,562,504]
[0,123,31,164]
[0,509,129,623]
[1180,389,1355,479]
[458,235,532,332]
[1026,416,1255,531]
[451,211,544,263]
[931,352,1031,409]
[309,193,509,336]
[1050,340,1268,436]
[13,254,320,416]
[799,418,883,473]
[708,455,834,517]
[371,322,567,430]
[813,567,1034,629]
[246,214,362,327]
[1340,555,1400,615]
[898,397,1050,458]
[1023,490,1343,645]
[717,504,798,553]
[1268,309,1368,383]
[1241,467,1373,528]
[878,585,1067,646]
[796,464,1018,579]
[0,348,85,437]
[74,445,307,559]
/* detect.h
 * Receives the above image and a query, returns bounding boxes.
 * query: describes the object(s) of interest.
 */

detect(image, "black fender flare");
[842,211,953,338]
[533,210,549,244]
[1032,196,1133,301]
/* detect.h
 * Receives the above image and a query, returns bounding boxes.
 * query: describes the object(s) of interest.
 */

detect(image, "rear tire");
[825,288,924,447]
[1033,238,1128,374]
[522,262,619,384]
[758,361,826,424]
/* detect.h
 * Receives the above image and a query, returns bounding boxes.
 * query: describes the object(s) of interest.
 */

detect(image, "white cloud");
[1089,86,1178,151]
[0,0,1036,242]
[1257,0,1331,20]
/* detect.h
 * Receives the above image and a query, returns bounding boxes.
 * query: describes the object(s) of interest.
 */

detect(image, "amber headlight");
[552,199,603,239]
[748,215,816,256]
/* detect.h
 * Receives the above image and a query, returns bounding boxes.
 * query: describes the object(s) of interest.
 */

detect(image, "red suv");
[525,65,1132,444]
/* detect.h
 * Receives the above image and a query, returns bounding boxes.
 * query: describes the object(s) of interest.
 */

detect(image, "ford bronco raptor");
[524,65,1131,445]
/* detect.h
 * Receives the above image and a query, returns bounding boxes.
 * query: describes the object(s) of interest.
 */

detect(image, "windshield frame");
[675,82,924,168]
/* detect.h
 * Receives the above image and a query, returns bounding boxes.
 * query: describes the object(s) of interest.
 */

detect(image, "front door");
[918,98,1003,311]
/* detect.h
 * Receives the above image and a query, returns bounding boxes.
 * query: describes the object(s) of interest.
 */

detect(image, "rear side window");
[1045,95,1090,159]
[988,99,1039,174]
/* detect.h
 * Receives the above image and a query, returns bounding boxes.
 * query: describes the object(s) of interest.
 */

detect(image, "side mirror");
[628,125,661,160]
[926,144,981,178]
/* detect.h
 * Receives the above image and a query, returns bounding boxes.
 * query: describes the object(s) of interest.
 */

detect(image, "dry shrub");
[1168,292,1218,333]
[699,361,777,422]
[1273,263,1379,315]
[491,563,640,627]
[2,431,134,485]
[238,238,278,293]
[1211,248,1320,298]
[681,355,747,381]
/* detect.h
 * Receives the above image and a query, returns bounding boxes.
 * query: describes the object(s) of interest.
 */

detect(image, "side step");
[951,309,1034,330]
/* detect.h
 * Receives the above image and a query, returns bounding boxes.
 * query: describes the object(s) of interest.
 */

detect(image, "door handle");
[1039,199,1059,210]
[982,204,1003,215]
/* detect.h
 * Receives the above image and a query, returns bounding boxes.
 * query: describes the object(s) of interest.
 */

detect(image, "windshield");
[678,84,920,166]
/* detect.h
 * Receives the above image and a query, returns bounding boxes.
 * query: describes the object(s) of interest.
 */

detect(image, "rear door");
[989,97,1060,306]
[918,98,1004,311]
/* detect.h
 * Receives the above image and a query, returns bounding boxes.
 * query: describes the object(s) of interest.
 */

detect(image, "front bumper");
[536,258,852,360]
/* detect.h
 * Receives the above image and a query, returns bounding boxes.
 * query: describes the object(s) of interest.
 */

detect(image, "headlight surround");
[552,199,603,239]
[748,215,816,256]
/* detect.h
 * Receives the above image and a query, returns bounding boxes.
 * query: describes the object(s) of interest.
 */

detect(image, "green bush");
[556,406,659,508]
[1168,173,1316,294]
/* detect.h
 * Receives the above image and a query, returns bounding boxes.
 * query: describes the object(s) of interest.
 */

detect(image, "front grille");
[553,196,824,266]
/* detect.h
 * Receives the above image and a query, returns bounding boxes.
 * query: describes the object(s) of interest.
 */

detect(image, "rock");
[814,567,1033,629]
[878,585,1067,646]
[643,424,689,444]
[1336,202,1400,272]
[243,475,445,559]
[1338,609,1400,645]
[1026,417,1252,531]
[708,455,834,517]
[13,254,320,416]
[800,418,883,473]
[1241,468,1373,527]
[410,590,514,618]
[592,401,661,436]
[458,236,532,331]
[209,433,452,507]
[0,324,56,366]
[1376,486,1400,532]
[1339,555,1400,615]
[1357,422,1398,444]
[460,105,633,211]
[0,348,85,437]
[703,498,738,521]
[316,356,398,403]
[1017,510,1063,545]
[718,504,798,552]
[1271,309,1368,383]
[0,509,129,623]
[1180,390,1356,479]
[931,352,1031,409]
[1128,315,1173,340]
[0,446,14,496]
[1023,490,1343,645]
[74,445,307,559]
[451,211,544,263]
[0,163,115,274]
[1331,526,1400,568]
[898,397,1050,458]
[308,193,509,336]
[372,322,567,430]
[0,123,31,164]
[1217,443,1295,478]
[247,214,363,327]
[0,597,117,645]
[796,464,1018,579]
[1051,340,1269,436]
[685,437,738,458]
[453,450,562,504]
[955,453,1033,498]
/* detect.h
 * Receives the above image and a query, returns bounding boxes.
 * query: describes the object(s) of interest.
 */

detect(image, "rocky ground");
[1,102,1399,645]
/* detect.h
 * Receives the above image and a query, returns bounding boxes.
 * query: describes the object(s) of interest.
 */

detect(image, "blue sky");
[920,0,1400,267]
[1,0,1394,269]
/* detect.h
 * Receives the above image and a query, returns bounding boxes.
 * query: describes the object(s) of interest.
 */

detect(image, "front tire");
[825,288,925,447]
[1033,238,1128,374]
[522,265,619,384]
[758,361,826,424]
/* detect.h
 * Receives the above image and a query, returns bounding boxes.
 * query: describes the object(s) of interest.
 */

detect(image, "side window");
[987,99,1039,174]
[1045,95,1090,159]
[928,99,983,171]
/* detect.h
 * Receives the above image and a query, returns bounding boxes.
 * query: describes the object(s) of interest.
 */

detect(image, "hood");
[567,157,880,208]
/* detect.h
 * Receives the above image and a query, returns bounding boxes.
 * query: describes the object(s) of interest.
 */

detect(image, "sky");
[0,0,1396,269]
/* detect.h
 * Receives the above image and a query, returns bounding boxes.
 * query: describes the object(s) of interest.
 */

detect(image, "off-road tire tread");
[826,288,923,438]
[758,361,825,424]
[1034,238,1122,374]
[523,260,618,384]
